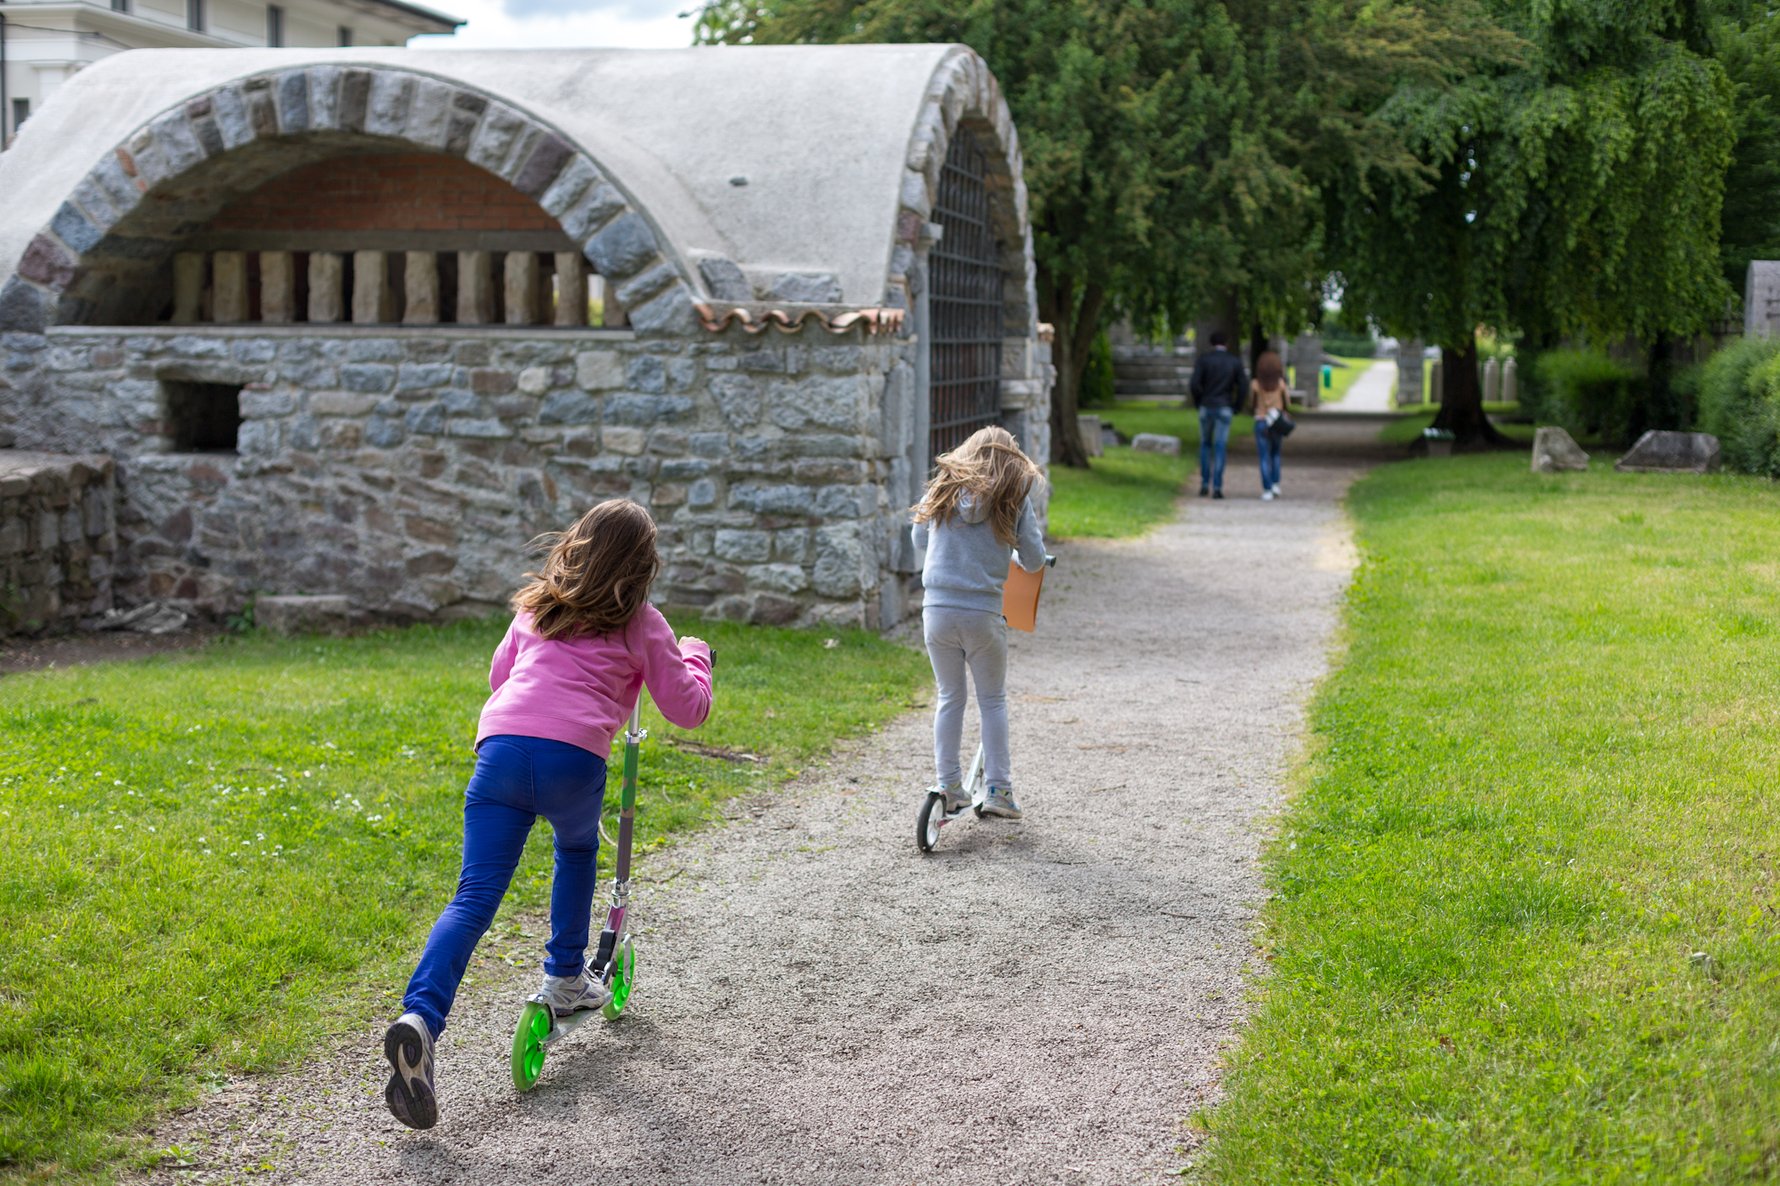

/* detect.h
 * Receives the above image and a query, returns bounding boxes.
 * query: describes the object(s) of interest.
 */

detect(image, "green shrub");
[1533,348,1645,445]
[1695,337,1780,476]
[1322,334,1376,358]
[1081,329,1116,407]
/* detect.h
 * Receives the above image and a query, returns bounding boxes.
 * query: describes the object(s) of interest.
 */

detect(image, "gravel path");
[1326,359,1397,414]
[143,423,1383,1186]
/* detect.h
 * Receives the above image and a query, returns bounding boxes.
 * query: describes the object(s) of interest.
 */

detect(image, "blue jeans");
[1199,405,1234,491]
[402,735,607,1037]
[1254,421,1282,489]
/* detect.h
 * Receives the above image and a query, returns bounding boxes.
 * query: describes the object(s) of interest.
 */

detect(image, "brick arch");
[0,64,698,335]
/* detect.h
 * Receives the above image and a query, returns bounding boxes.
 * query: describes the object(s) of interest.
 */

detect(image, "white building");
[0,0,460,146]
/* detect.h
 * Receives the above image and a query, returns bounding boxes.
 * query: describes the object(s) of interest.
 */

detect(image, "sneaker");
[1212,490,1225,500]
[1198,485,1209,498]
[539,968,610,1018]
[931,782,971,812]
[979,786,1024,820]
[1262,489,1275,501]
[1272,484,1283,496]
[383,1013,437,1130]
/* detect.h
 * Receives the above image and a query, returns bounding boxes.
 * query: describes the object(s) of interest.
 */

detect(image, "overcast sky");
[411,0,699,50]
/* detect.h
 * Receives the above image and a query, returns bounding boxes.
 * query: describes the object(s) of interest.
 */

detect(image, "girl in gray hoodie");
[911,426,1048,819]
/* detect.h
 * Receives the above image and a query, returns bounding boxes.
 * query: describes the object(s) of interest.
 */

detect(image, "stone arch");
[887,49,1049,471]
[0,64,700,336]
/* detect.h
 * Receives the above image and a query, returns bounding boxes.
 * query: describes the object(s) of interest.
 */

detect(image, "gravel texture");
[141,419,1385,1186]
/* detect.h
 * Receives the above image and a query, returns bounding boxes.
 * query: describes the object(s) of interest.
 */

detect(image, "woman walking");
[1251,351,1290,500]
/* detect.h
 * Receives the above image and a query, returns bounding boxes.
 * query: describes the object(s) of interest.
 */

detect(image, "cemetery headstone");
[1079,415,1104,457]
[1531,426,1589,472]
[1482,358,1501,404]
[1397,340,1424,406]
[1131,432,1182,456]
[1503,357,1518,406]
[1614,431,1722,473]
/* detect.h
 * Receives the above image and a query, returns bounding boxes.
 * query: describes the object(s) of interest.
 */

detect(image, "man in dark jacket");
[1188,331,1247,499]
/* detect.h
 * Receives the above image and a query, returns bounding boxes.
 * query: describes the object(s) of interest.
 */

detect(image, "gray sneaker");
[931,782,971,813]
[383,1012,437,1130]
[539,968,610,1018]
[979,786,1023,820]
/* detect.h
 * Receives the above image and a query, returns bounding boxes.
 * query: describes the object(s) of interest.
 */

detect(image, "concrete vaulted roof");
[0,44,981,308]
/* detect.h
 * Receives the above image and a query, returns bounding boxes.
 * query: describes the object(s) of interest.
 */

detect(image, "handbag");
[1266,408,1296,443]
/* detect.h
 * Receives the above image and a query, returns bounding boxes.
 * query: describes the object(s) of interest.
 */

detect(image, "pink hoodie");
[476,605,713,759]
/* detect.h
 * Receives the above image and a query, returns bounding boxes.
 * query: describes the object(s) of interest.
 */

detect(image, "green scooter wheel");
[512,1000,552,1092]
[602,940,636,1020]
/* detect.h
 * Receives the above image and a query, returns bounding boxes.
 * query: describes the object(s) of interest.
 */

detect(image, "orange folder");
[1002,559,1048,632]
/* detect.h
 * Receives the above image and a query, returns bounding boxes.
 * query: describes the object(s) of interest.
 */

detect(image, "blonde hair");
[913,426,1043,547]
[511,499,661,641]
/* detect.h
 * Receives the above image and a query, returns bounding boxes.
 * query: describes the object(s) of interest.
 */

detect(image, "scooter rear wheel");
[602,939,636,1020]
[511,1000,552,1092]
[916,791,944,853]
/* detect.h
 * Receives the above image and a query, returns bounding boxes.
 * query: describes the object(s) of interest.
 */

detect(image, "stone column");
[212,251,249,323]
[458,251,495,325]
[260,252,297,324]
[172,253,206,325]
[1482,357,1501,404]
[1503,357,1518,406]
[352,250,395,324]
[600,275,627,329]
[1396,340,1424,406]
[504,252,541,325]
[1746,261,1780,338]
[554,252,589,327]
[308,253,345,323]
[1292,333,1322,407]
[1430,358,1444,405]
[404,252,441,324]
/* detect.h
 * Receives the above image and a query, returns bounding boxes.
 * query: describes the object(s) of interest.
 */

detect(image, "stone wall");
[0,450,116,632]
[1,325,921,629]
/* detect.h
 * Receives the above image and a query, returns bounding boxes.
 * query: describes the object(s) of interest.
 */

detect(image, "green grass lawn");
[0,618,928,1182]
[1198,454,1780,1183]
[1055,401,1256,539]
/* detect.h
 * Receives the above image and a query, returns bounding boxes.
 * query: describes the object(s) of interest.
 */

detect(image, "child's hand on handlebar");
[680,636,715,667]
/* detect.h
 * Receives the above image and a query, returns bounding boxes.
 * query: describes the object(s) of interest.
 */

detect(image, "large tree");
[1715,2,1780,296]
[696,0,1314,467]
[1324,0,1737,443]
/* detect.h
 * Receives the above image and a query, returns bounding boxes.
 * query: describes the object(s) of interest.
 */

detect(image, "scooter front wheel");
[916,791,945,853]
[511,1000,552,1092]
[602,939,636,1020]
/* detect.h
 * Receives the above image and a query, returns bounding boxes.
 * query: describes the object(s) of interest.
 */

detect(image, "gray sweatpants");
[923,605,1012,790]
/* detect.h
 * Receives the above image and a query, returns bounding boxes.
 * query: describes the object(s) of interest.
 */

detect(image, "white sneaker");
[930,782,971,812]
[979,787,1024,820]
[539,969,609,1017]
[1272,484,1282,497]
[1261,490,1275,501]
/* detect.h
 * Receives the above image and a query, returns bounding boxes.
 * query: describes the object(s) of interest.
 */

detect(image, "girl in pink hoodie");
[383,499,713,1130]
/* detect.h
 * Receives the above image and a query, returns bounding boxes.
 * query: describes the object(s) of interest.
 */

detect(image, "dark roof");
[347,0,464,33]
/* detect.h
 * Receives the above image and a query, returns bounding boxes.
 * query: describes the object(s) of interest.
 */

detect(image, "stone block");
[261,252,298,323]
[308,253,345,323]
[310,391,381,417]
[172,253,205,325]
[341,364,396,394]
[576,351,625,390]
[352,251,396,324]
[584,214,657,279]
[458,251,495,325]
[257,594,354,635]
[540,391,600,425]
[518,366,552,395]
[605,395,693,425]
[1078,414,1103,457]
[603,426,645,454]
[1530,427,1589,473]
[404,252,441,324]
[212,251,249,323]
[1131,432,1181,456]
[505,251,542,325]
[448,418,513,439]
[1747,261,1780,338]
[1614,431,1722,474]
[555,253,589,327]
[714,529,772,563]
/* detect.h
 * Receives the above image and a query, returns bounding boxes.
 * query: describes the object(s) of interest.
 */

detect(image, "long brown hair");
[1256,350,1286,392]
[511,499,660,641]
[913,425,1044,547]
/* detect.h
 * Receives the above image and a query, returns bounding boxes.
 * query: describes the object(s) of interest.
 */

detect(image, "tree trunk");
[1431,336,1509,446]
[1645,331,1676,436]
[1039,268,1106,469]
[1248,319,1267,375]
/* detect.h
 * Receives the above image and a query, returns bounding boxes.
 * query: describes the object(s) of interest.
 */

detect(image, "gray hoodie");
[912,492,1047,614]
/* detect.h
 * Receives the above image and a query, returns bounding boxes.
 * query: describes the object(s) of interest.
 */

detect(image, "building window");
[187,0,205,31]
[266,4,284,45]
[111,0,130,12]
[337,25,353,45]
[10,99,28,134]
[160,381,242,453]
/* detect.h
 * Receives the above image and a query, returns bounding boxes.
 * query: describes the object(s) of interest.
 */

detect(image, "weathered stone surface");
[1531,427,1589,473]
[1747,261,1780,339]
[1615,431,1722,474]
[1078,414,1103,457]
[576,351,624,390]
[698,257,752,302]
[764,272,844,304]
[257,594,354,635]
[261,252,298,324]
[1132,432,1181,456]
[584,214,657,279]
[308,253,345,323]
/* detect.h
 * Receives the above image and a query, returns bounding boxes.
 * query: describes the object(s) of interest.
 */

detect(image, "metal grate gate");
[929,127,1006,460]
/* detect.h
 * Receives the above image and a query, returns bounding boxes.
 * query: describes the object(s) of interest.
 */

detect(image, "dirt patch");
[0,627,219,675]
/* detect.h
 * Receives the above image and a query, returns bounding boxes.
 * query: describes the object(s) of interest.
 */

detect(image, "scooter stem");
[615,700,644,886]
